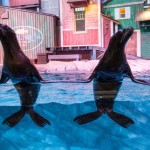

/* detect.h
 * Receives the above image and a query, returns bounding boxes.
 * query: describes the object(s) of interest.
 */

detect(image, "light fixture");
[90,0,95,4]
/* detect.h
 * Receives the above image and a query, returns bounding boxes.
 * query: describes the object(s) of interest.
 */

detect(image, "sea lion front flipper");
[107,111,134,128]
[28,108,50,127]
[0,71,10,84]
[125,64,150,85]
[2,108,26,127]
[73,111,103,125]
[41,79,92,84]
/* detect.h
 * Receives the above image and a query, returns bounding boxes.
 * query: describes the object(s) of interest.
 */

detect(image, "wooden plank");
[48,54,82,61]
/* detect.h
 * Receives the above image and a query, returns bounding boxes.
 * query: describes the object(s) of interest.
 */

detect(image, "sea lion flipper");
[28,109,50,127]
[41,79,92,84]
[131,77,150,85]
[0,71,10,84]
[125,64,150,85]
[2,108,26,127]
[73,111,102,125]
[107,111,134,128]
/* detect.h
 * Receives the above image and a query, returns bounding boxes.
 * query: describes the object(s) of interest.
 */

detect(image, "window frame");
[74,7,86,33]
[115,7,131,20]
[119,8,126,19]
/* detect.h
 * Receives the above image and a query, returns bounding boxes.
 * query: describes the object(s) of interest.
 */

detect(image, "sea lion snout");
[0,24,7,30]
[0,23,3,28]
[124,27,134,35]
[120,27,134,45]
[0,24,15,35]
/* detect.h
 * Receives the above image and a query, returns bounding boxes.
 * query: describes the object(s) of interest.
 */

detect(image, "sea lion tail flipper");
[28,108,50,127]
[2,108,26,127]
[73,111,103,125]
[107,111,134,128]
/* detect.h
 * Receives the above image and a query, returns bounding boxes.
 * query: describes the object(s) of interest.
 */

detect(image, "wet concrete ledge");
[35,58,150,75]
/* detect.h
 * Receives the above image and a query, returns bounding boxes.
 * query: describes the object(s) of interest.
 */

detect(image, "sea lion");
[0,24,50,127]
[73,27,150,128]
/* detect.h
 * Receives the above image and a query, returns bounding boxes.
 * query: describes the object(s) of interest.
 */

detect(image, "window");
[115,7,131,20]
[74,7,85,32]
[113,23,118,34]
[148,0,150,4]
[119,8,125,18]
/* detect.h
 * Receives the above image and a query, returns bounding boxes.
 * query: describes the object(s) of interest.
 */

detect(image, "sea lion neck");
[0,35,26,63]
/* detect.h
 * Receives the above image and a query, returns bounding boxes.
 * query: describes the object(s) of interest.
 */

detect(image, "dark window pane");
[120,14,125,18]
[74,7,85,32]
[76,20,85,31]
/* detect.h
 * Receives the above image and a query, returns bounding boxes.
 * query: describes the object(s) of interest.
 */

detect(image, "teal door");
[141,32,150,59]
[140,21,150,59]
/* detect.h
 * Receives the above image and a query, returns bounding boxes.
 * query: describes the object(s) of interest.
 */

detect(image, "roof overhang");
[101,14,120,24]
[67,0,90,8]
[136,10,150,22]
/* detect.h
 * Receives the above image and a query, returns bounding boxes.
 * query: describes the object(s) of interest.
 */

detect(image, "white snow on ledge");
[35,58,150,74]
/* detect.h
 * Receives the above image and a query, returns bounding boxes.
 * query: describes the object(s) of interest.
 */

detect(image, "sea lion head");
[97,27,134,71]
[108,27,134,51]
[0,24,21,53]
[0,24,16,39]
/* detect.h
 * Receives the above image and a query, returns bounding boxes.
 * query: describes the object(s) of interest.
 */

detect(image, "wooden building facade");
[0,6,59,64]
[104,0,150,59]
[60,0,119,49]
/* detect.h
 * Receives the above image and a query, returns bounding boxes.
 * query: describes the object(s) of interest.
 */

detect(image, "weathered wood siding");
[104,1,143,29]
[0,6,59,64]
[102,16,111,48]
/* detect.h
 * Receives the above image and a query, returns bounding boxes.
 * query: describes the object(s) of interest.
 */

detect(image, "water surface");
[0,72,150,150]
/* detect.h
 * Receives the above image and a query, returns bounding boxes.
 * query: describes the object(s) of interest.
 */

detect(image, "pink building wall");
[125,32,137,56]
[103,17,111,48]
[62,0,99,46]
[9,0,39,6]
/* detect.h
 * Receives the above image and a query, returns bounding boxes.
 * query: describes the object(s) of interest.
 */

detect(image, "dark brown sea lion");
[0,24,50,127]
[73,27,150,128]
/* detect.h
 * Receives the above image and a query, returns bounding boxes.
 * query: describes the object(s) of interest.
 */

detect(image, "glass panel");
[75,7,85,12]
[76,20,85,31]
[119,8,125,14]
[119,8,125,18]
[74,7,85,31]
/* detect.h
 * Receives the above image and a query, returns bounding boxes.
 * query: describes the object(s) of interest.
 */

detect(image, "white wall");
[41,0,59,17]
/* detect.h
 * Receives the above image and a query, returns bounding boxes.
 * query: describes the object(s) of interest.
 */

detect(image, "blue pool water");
[0,72,150,150]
